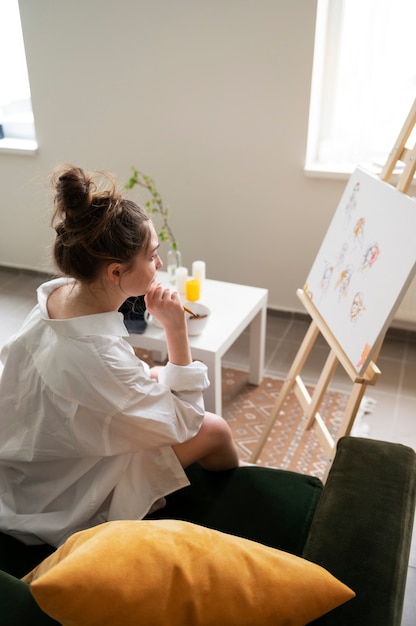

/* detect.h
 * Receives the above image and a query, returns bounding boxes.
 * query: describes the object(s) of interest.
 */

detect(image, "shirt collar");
[37,277,129,337]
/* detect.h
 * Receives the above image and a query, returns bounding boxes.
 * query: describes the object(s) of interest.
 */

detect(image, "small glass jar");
[167,247,182,284]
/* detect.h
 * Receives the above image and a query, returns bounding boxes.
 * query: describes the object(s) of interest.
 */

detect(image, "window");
[0,0,37,152]
[306,0,416,176]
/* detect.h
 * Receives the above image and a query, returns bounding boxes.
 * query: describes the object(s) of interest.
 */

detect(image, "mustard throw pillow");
[24,519,354,626]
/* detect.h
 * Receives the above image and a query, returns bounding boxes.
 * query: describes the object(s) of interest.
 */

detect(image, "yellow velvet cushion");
[24,519,354,626]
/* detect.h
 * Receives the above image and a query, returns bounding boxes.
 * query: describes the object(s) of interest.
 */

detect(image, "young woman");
[0,165,239,547]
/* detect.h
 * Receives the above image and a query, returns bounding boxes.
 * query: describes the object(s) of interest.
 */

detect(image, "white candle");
[192,260,206,286]
[175,266,188,295]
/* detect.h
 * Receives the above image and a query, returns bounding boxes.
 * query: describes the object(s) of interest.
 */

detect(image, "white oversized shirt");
[0,278,209,547]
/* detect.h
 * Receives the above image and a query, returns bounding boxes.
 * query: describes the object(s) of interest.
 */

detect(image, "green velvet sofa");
[0,436,415,625]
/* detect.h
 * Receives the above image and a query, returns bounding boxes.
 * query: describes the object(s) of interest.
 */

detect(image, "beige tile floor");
[1,267,415,624]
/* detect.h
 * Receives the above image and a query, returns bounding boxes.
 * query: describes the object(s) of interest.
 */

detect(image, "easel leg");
[250,320,319,463]
[340,381,368,437]
[303,349,339,430]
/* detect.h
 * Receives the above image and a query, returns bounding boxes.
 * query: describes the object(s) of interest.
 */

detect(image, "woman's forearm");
[164,325,192,366]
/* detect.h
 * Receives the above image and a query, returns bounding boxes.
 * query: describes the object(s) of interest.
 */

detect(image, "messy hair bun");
[53,166,95,221]
[51,164,151,281]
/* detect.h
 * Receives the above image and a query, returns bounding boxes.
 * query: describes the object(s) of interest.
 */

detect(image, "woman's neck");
[47,279,122,319]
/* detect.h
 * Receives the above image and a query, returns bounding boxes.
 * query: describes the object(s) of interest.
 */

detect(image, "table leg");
[151,349,168,363]
[248,305,266,385]
[199,352,222,415]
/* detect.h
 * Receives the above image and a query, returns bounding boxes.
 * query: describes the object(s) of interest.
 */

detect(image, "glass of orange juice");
[185,279,200,302]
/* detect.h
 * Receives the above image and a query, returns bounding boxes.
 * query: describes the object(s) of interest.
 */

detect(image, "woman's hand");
[145,284,192,366]
[149,366,162,381]
[144,283,186,332]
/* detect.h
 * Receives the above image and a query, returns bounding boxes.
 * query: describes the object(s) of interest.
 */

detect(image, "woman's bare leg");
[173,412,240,470]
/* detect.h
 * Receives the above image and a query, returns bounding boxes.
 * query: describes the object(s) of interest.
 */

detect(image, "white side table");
[127,272,268,414]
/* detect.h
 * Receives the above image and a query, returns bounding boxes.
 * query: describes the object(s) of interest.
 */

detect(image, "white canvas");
[304,167,416,374]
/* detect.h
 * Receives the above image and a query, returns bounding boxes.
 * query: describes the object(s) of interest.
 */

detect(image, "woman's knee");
[200,412,233,445]
[172,412,235,469]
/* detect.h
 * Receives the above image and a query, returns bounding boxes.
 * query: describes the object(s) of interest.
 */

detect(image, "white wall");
[0,0,347,313]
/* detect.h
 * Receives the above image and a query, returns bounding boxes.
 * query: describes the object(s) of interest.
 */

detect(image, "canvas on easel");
[251,97,416,472]
[303,166,416,376]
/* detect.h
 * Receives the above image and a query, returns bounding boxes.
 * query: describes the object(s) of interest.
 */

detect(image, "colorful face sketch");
[335,266,353,299]
[320,264,334,292]
[353,217,365,246]
[350,291,366,322]
[361,242,380,271]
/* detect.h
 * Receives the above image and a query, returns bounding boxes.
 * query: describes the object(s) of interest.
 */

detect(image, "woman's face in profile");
[120,223,163,297]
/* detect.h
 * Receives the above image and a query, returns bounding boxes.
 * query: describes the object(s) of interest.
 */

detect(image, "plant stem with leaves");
[126,167,178,250]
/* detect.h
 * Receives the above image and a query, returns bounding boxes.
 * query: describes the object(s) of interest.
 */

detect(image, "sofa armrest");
[302,436,416,626]
[0,570,59,626]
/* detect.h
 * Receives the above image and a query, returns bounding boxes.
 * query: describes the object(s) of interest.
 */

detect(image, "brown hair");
[50,165,151,281]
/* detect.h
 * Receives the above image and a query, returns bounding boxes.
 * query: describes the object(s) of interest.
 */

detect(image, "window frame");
[305,0,416,182]
[0,0,37,155]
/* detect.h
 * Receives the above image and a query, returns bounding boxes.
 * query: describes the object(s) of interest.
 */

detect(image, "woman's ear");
[106,263,122,285]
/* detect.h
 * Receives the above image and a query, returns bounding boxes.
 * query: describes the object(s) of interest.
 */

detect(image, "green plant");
[126,167,178,250]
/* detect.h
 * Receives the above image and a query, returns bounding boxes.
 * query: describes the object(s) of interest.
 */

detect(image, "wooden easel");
[251,98,416,475]
[380,98,416,194]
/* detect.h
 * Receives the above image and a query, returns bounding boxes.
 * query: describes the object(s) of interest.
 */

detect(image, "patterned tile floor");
[0,266,415,624]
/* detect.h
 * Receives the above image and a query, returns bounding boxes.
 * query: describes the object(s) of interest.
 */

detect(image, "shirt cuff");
[158,360,210,392]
